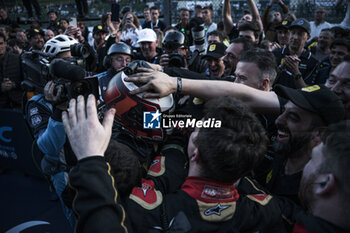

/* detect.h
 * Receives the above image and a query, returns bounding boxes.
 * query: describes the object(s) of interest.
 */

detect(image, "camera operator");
[159,30,188,69]
[24,35,85,227]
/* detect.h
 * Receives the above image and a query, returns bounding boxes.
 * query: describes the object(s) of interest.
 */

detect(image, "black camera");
[168,51,186,68]
[123,60,153,75]
[53,76,99,101]
[70,43,90,59]
[49,59,99,101]
[21,51,50,93]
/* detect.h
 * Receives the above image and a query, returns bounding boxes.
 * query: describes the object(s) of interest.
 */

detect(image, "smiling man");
[202,42,226,78]
[273,18,319,88]
[325,55,350,119]
[263,84,344,205]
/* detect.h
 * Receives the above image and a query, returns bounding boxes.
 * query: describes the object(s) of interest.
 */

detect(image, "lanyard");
[151,20,159,29]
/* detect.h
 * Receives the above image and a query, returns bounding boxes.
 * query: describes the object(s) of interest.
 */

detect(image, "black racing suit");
[69,156,286,233]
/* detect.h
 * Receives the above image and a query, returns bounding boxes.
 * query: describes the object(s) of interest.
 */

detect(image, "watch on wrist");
[177,77,182,93]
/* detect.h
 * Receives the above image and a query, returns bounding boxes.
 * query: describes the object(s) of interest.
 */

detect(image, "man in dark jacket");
[65,95,286,233]
[0,33,23,109]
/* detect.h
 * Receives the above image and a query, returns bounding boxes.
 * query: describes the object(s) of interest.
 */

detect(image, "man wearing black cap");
[274,20,291,48]
[203,42,227,78]
[92,25,108,53]
[47,9,60,33]
[92,25,108,72]
[262,84,344,208]
[273,18,319,89]
[27,28,44,51]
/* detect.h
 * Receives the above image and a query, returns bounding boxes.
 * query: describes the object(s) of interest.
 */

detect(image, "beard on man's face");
[273,130,313,158]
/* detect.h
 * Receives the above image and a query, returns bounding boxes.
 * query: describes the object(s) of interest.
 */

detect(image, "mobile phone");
[71,17,77,27]
[111,3,120,22]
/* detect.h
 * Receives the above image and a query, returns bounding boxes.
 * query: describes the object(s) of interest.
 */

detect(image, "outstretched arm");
[125,68,281,116]
[223,0,234,36]
[247,0,263,33]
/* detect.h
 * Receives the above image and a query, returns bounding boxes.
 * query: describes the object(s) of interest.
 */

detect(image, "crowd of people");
[1,0,350,232]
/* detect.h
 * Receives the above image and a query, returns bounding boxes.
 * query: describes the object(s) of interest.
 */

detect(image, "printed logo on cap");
[209,44,216,52]
[302,85,321,92]
[296,19,304,26]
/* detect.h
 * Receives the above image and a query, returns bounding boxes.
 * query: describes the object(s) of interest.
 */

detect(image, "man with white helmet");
[43,34,78,59]
[24,34,82,227]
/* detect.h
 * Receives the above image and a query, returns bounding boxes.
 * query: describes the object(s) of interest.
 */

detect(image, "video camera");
[21,47,99,102]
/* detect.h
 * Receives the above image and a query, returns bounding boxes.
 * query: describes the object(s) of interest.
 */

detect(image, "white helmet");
[43,35,78,57]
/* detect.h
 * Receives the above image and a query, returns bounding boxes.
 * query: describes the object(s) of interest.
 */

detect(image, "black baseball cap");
[27,28,44,40]
[275,20,292,31]
[274,84,345,125]
[289,18,311,34]
[203,42,227,60]
[93,25,108,35]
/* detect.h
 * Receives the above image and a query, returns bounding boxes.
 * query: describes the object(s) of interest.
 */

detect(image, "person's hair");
[319,120,350,203]
[164,26,177,35]
[122,12,141,29]
[7,38,20,47]
[203,5,213,11]
[320,28,334,38]
[0,32,6,42]
[144,7,150,12]
[259,40,271,50]
[207,30,223,41]
[104,140,142,198]
[60,18,69,24]
[195,97,268,183]
[238,48,277,85]
[195,5,202,10]
[330,38,350,52]
[330,26,349,39]
[231,37,254,51]
[238,21,260,39]
[150,6,159,12]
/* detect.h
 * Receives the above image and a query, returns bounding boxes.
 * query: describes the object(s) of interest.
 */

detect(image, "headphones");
[103,42,133,69]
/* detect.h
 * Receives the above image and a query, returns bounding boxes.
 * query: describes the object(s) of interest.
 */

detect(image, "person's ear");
[315,174,335,196]
[310,127,326,147]
[191,148,200,163]
[262,77,270,91]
